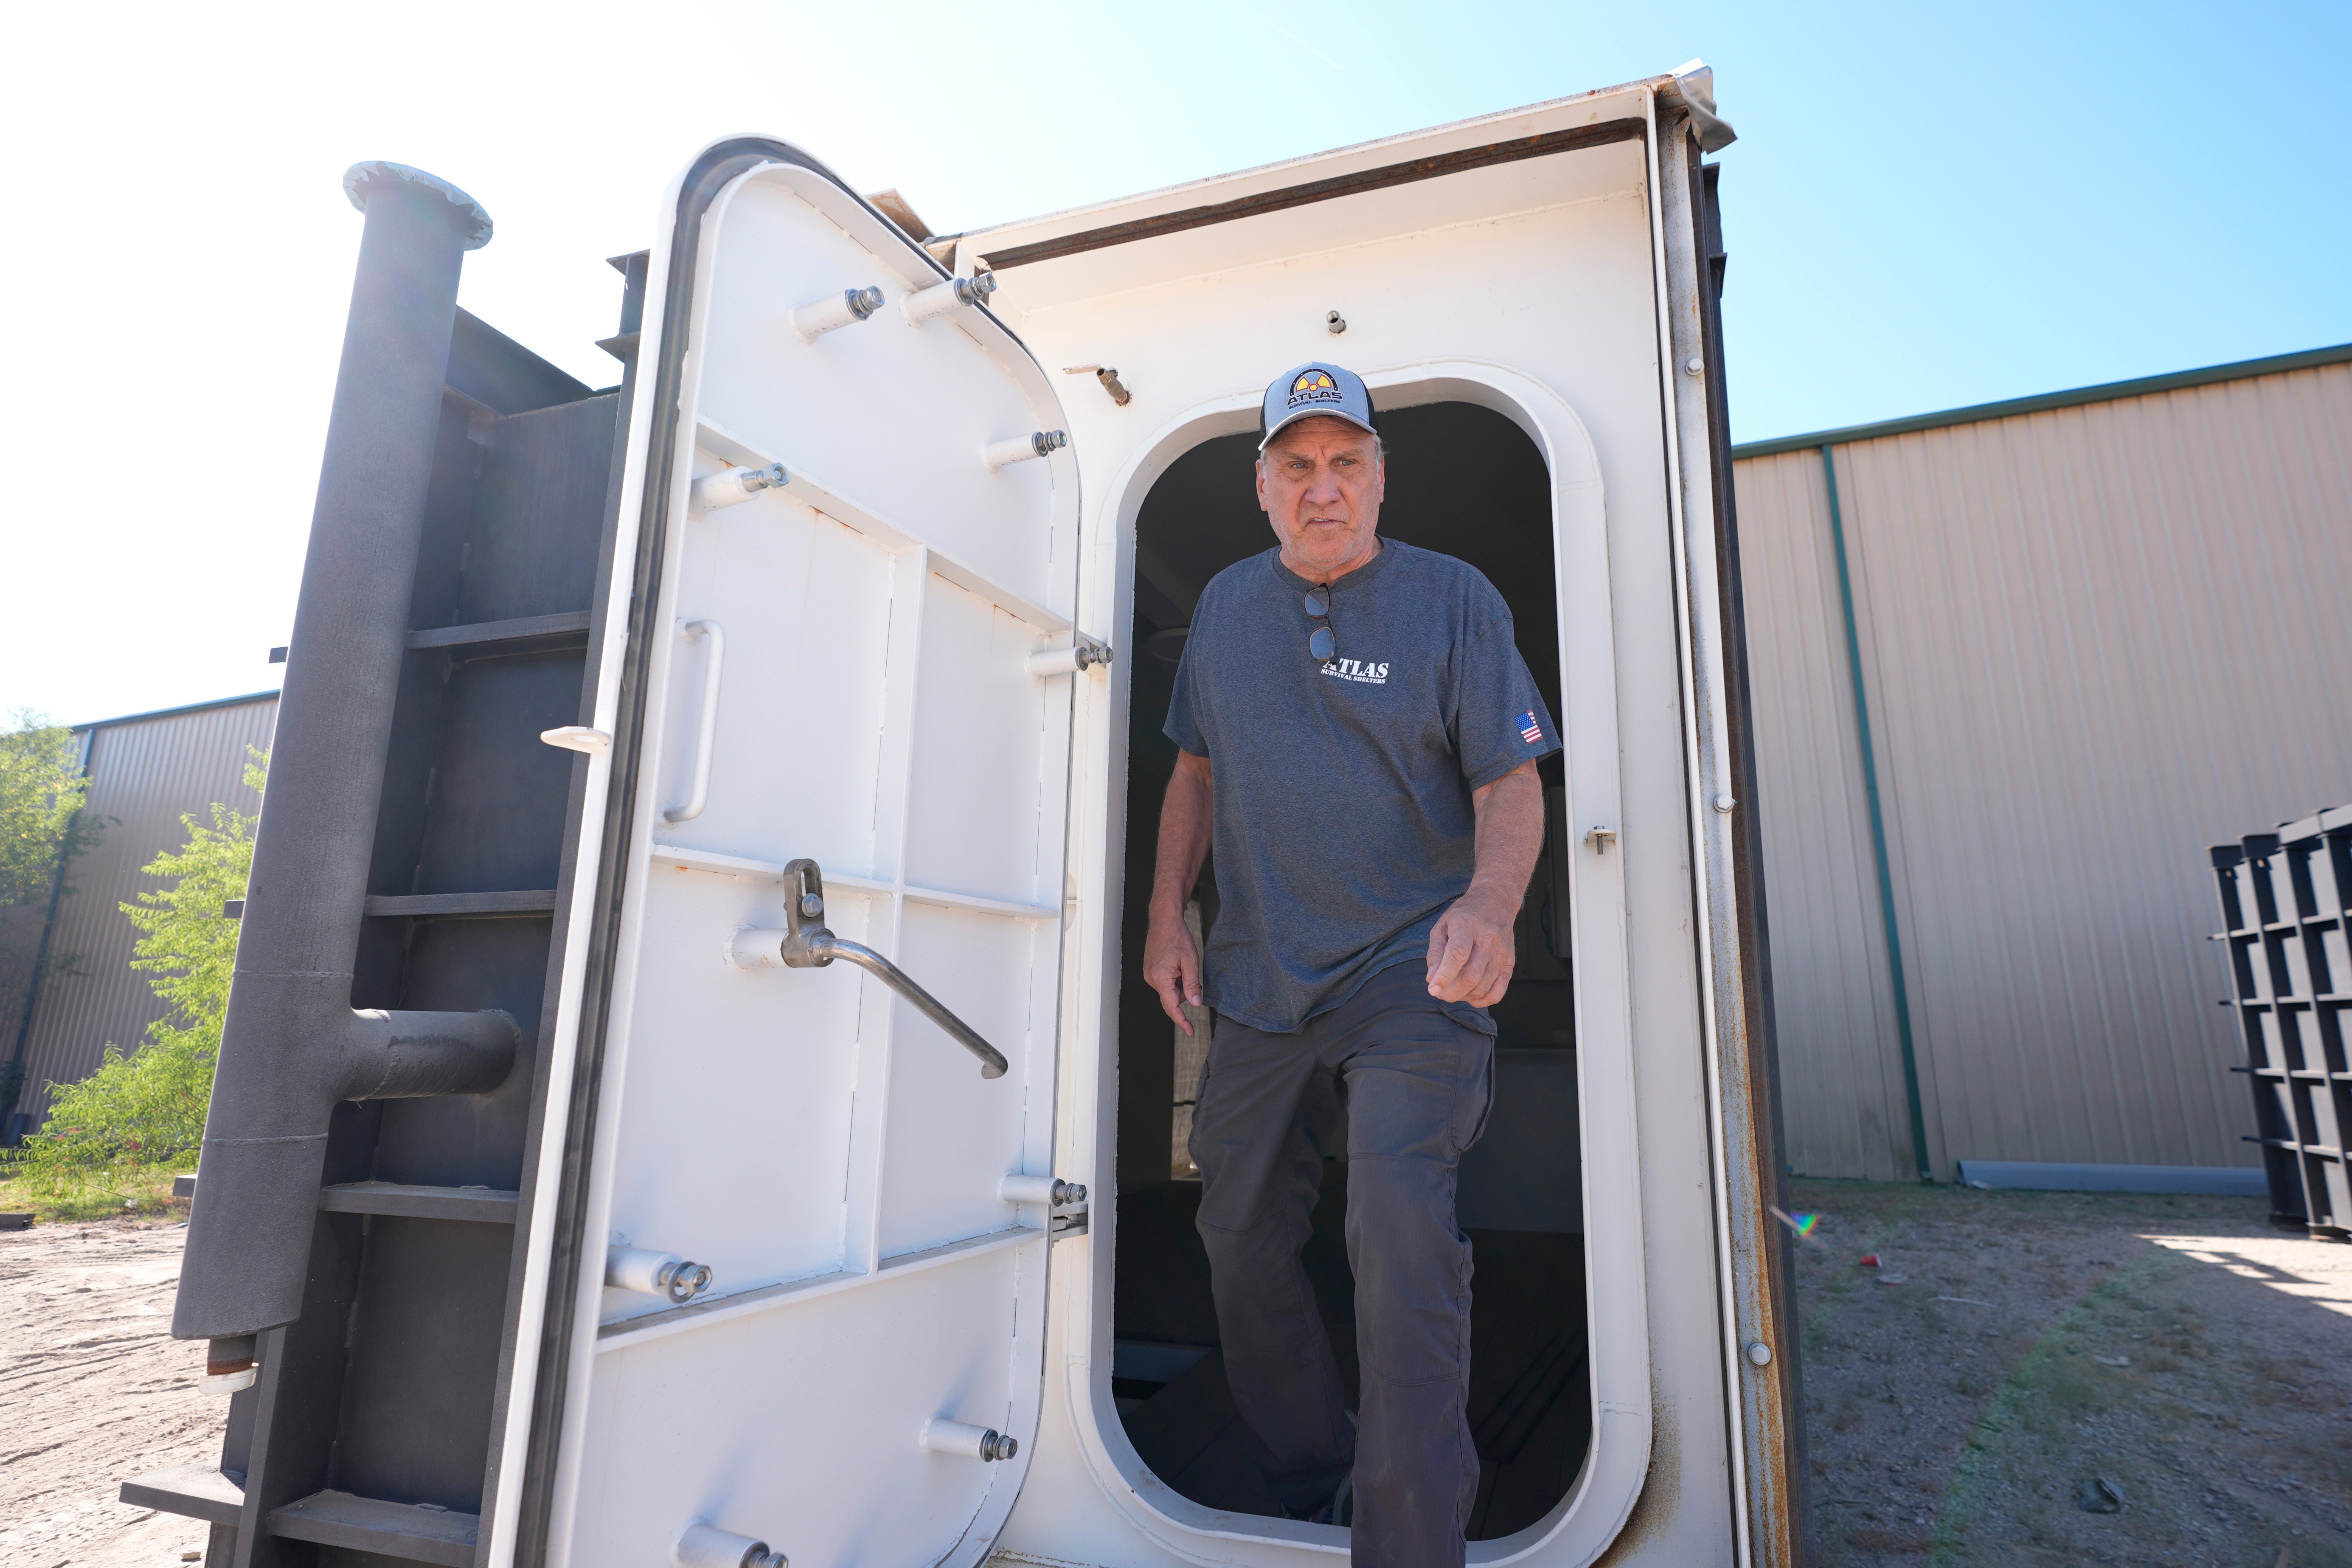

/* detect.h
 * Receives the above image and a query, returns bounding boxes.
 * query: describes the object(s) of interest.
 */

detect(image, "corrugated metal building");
[4,691,278,1137]
[6,348,2343,1182]
[1735,344,2352,1181]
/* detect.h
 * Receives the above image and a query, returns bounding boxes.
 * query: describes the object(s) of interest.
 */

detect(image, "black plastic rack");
[2211,805,2352,1239]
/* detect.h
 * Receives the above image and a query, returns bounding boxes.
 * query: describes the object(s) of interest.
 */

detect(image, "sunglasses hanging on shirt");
[1304,587,1336,663]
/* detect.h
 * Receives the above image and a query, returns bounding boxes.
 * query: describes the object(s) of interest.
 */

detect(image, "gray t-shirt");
[1165,540,1561,1033]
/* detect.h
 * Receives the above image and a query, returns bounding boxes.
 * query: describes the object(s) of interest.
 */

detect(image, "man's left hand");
[1426,762,1543,1007]
[1426,893,1516,1007]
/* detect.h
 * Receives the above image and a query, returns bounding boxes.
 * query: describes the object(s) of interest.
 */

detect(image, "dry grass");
[0,1161,192,1225]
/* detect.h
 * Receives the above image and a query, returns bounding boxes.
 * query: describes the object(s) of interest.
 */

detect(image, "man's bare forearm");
[1424,761,1545,1004]
[1149,751,1215,923]
[1462,762,1545,921]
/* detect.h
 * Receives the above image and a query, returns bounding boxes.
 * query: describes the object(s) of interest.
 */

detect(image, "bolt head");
[800,893,824,918]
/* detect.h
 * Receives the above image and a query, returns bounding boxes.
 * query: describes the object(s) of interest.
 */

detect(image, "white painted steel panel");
[518,139,1080,1568]
[903,575,1065,907]
[593,868,875,1325]
[877,901,1055,1256]
[695,171,1073,621]
[650,490,899,877]
[574,1244,1040,1568]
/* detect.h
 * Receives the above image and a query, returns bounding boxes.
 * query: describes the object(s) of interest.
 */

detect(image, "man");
[1143,361,1557,1567]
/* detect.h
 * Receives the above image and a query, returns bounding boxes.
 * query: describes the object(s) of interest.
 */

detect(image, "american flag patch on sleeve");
[1519,711,1543,744]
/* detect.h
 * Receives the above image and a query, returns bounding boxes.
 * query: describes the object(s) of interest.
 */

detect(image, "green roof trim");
[1731,341,2352,460]
[73,689,279,734]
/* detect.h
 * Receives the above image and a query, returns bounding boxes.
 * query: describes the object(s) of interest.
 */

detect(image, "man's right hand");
[1144,911,1206,1035]
[1145,749,1216,1036]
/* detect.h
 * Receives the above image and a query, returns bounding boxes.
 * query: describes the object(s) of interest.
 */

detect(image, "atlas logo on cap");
[1260,360,1377,450]
[1288,368,1341,405]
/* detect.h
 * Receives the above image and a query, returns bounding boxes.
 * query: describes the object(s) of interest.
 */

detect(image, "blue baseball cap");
[1259,361,1378,450]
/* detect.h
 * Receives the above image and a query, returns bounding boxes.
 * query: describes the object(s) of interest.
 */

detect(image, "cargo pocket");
[1449,1030,1496,1156]
[1436,995,1499,1039]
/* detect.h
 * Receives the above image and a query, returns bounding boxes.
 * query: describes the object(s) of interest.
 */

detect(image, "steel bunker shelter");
[136,65,1805,1568]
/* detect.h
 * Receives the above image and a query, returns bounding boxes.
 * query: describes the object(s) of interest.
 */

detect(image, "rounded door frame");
[1054,359,1652,1567]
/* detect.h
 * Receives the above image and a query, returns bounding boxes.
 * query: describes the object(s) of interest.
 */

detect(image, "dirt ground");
[6,1186,2348,1565]
[0,1219,220,1568]
[1790,1179,2352,1566]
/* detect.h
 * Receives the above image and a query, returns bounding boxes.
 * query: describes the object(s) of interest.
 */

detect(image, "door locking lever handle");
[742,859,1010,1079]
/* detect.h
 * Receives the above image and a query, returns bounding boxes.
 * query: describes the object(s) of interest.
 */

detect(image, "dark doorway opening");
[1111,400,1591,1539]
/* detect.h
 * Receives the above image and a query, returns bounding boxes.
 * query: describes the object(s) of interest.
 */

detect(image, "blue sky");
[4,0,2345,725]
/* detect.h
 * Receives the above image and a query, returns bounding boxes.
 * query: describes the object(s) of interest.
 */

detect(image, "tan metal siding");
[1736,362,2352,1176]
[1733,450,1914,1181]
[14,697,277,1128]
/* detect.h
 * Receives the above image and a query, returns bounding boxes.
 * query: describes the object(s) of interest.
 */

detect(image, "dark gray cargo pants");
[1190,961,1496,1568]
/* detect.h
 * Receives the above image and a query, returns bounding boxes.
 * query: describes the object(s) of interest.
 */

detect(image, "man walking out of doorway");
[1144,362,1557,1567]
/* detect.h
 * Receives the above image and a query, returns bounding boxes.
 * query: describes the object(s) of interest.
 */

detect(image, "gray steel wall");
[1736,359,2352,1179]
[12,695,278,1130]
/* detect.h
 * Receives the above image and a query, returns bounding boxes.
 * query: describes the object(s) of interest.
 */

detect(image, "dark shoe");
[1306,1473,1354,1528]
[1308,1409,1357,1526]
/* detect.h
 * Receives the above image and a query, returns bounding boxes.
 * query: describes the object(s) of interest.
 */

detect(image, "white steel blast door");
[530,141,1086,1568]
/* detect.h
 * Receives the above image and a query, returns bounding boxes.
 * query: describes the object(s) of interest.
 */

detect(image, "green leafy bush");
[0,709,95,906]
[0,709,100,1124]
[10,753,262,1197]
